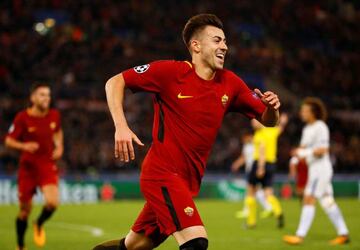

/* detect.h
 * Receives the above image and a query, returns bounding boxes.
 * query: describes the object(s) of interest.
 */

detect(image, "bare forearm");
[313,147,328,157]
[260,107,279,127]
[258,154,266,168]
[105,73,128,128]
[232,155,245,171]
[5,137,24,151]
[296,147,328,158]
[258,145,266,168]
[53,129,64,149]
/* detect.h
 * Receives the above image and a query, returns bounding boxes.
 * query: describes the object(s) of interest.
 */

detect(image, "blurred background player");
[5,83,63,250]
[288,156,308,199]
[231,131,272,221]
[283,97,350,245]
[243,114,288,228]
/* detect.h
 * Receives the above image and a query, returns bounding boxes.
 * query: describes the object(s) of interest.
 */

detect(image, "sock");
[16,217,28,247]
[267,195,282,216]
[240,205,249,214]
[323,203,349,236]
[296,205,315,237]
[179,237,208,250]
[256,190,271,211]
[37,206,56,227]
[93,238,126,250]
[119,238,127,250]
[245,196,257,226]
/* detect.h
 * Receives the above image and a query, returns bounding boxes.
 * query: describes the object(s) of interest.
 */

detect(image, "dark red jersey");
[6,108,61,163]
[123,60,265,194]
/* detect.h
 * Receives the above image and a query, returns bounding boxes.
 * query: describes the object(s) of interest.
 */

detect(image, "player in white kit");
[283,97,350,245]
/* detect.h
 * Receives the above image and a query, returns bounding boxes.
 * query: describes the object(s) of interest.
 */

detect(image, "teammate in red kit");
[94,14,281,250]
[5,83,63,250]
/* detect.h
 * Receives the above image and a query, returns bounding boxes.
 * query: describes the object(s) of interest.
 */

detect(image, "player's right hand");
[22,142,39,153]
[114,125,144,162]
[231,163,240,173]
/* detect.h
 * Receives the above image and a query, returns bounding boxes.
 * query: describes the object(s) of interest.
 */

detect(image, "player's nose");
[220,41,228,52]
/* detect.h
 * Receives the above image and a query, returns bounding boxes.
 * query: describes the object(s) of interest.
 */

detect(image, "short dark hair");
[303,97,328,121]
[30,82,50,94]
[182,13,223,47]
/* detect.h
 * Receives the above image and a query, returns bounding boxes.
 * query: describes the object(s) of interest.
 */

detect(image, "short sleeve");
[316,123,330,148]
[300,128,307,147]
[228,73,266,119]
[6,113,25,140]
[122,60,177,93]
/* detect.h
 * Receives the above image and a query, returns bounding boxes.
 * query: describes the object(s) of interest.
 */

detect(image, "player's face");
[197,26,228,70]
[300,104,314,123]
[31,87,51,111]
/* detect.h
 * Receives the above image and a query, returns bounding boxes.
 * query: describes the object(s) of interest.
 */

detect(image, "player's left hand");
[52,146,63,160]
[254,89,280,110]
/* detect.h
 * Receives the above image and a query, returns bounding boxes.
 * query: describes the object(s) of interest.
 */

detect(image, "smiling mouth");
[216,53,225,61]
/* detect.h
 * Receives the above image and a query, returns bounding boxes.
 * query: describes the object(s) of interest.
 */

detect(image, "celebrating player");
[283,97,350,245]
[95,14,281,250]
[5,83,63,250]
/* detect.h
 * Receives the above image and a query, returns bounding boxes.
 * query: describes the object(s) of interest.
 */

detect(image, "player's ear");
[30,93,35,104]
[190,39,201,53]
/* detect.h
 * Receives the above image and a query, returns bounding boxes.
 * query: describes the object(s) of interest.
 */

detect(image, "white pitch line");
[49,222,104,237]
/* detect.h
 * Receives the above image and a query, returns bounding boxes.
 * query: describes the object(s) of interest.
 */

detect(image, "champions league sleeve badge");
[134,64,150,74]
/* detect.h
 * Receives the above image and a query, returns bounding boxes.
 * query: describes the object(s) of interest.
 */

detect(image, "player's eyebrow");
[213,35,226,42]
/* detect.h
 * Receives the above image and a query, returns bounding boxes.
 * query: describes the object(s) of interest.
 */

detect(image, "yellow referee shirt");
[253,127,280,163]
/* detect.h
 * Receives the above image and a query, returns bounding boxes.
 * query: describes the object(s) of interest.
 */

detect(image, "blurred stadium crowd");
[0,0,359,175]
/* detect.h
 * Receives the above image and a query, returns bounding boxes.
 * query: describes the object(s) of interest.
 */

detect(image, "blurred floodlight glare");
[34,22,45,32]
[34,22,48,35]
[44,18,56,28]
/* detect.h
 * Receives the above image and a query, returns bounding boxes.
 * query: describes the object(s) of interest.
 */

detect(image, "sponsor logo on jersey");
[134,64,150,73]
[184,206,194,217]
[50,122,57,130]
[177,92,193,99]
[27,127,36,132]
[221,94,229,106]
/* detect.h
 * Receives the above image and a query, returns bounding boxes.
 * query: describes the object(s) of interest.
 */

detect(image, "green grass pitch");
[0,199,359,250]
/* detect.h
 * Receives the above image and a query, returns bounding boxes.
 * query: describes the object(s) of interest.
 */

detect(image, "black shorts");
[247,161,275,188]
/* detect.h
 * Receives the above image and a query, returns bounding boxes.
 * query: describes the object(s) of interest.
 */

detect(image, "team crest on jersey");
[221,94,229,107]
[27,127,36,132]
[50,122,57,130]
[134,64,150,74]
[184,206,194,217]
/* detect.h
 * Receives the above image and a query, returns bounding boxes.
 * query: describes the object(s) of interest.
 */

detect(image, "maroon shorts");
[132,175,203,247]
[18,159,58,203]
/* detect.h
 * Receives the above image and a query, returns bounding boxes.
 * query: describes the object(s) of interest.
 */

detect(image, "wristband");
[289,156,299,165]
[296,148,313,158]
